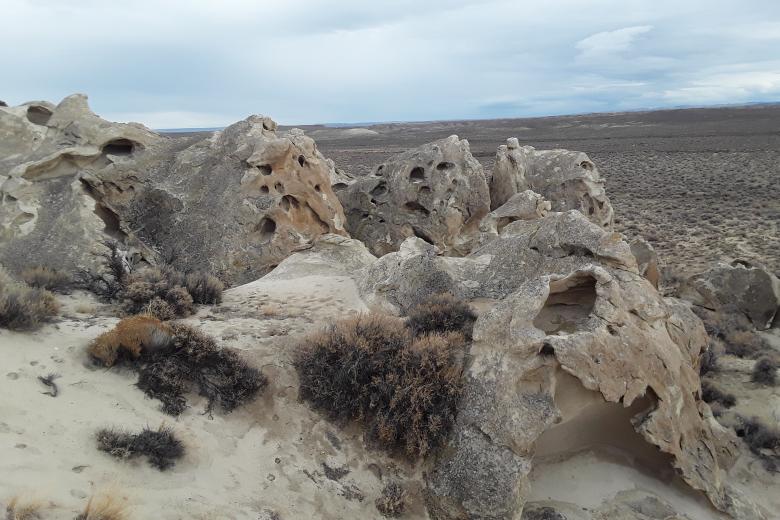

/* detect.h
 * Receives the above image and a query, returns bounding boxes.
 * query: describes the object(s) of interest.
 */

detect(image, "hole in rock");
[298,155,306,167]
[539,343,555,356]
[257,217,276,242]
[101,139,136,156]
[436,161,455,171]
[258,164,273,175]
[410,167,425,183]
[26,105,53,125]
[370,182,388,198]
[404,201,430,215]
[530,370,718,518]
[412,226,434,245]
[533,273,597,335]
[333,183,348,192]
[280,195,300,212]
[314,184,321,193]
[376,165,385,176]
[580,161,594,171]
[418,186,431,195]
[260,185,270,194]
[274,182,285,194]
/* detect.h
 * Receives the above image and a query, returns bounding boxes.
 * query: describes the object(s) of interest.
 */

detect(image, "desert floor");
[293,105,780,277]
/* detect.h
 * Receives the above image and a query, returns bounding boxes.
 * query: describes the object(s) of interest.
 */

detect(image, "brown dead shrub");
[294,313,467,459]
[185,272,224,304]
[405,292,476,339]
[75,494,128,520]
[88,316,172,367]
[5,496,44,520]
[375,481,407,517]
[21,266,71,293]
[0,267,59,331]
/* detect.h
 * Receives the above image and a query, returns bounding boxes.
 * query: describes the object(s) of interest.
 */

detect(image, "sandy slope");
[0,274,426,519]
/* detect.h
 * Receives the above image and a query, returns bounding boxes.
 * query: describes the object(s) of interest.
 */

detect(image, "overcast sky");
[2,0,779,128]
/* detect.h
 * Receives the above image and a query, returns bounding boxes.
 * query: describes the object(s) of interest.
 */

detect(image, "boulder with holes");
[337,135,490,257]
[679,260,780,330]
[489,138,614,228]
[356,210,761,519]
[0,94,348,283]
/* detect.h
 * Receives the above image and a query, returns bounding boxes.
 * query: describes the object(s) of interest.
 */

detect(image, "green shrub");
[294,314,467,459]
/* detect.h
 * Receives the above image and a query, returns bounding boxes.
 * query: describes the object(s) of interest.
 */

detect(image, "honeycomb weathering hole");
[410,167,425,182]
[258,217,276,242]
[101,139,137,156]
[26,105,53,125]
[533,274,597,335]
[436,161,455,171]
[258,164,273,175]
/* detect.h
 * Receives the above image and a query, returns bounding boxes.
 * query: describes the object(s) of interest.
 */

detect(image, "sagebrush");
[294,313,467,459]
[405,292,476,339]
[96,425,184,470]
[0,266,59,331]
[89,317,266,415]
[21,266,71,293]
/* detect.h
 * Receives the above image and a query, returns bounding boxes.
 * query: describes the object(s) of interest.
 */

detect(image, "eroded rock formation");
[489,139,614,228]
[0,94,347,283]
[338,135,490,256]
[358,212,759,519]
[679,260,780,330]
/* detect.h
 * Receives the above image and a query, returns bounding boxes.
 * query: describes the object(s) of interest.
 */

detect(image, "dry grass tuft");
[404,293,476,339]
[21,266,71,293]
[0,266,59,331]
[185,272,224,305]
[5,496,44,520]
[75,494,128,520]
[294,313,467,459]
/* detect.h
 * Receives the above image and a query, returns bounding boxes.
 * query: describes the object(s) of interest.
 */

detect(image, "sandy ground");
[0,272,428,519]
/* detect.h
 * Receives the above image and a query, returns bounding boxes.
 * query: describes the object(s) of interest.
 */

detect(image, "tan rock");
[490,141,614,228]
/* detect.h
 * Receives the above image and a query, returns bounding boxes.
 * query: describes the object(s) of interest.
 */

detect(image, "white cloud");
[1,0,779,126]
[576,25,654,60]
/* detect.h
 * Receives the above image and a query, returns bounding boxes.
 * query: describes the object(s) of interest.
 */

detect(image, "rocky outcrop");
[338,135,490,257]
[679,260,780,330]
[358,212,757,519]
[0,95,347,284]
[630,236,660,288]
[489,139,614,228]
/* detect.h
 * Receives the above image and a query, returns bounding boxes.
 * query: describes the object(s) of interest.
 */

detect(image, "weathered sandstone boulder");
[478,189,551,241]
[679,260,780,330]
[338,135,490,257]
[0,95,347,284]
[630,236,660,288]
[489,139,614,228]
[357,211,759,519]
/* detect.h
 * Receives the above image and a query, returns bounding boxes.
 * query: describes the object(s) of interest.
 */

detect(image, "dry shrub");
[143,322,267,416]
[88,315,172,367]
[699,347,719,376]
[375,482,406,518]
[21,266,71,293]
[294,314,467,459]
[5,496,43,520]
[96,425,184,470]
[405,293,476,339]
[75,494,128,520]
[701,379,736,408]
[122,267,193,318]
[734,416,780,473]
[752,357,777,386]
[185,272,224,304]
[76,240,127,300]
[0,267,59,331]
[88,318,266,416]
[724,330,767,359]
